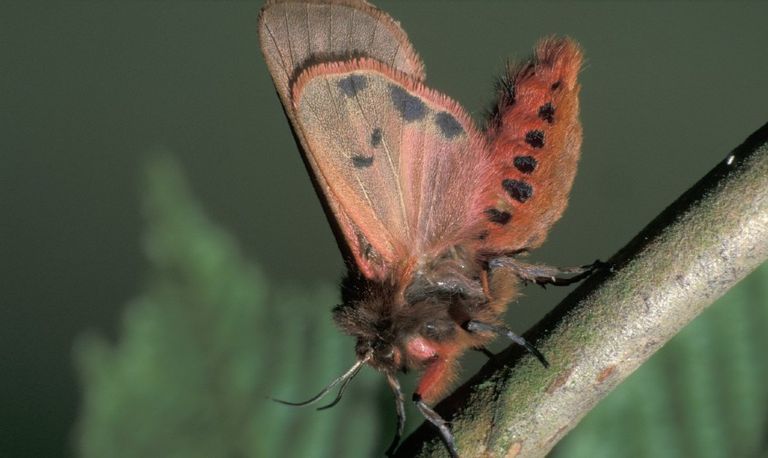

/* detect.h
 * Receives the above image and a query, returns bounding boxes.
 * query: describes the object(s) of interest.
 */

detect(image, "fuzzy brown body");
[334,245,519,402]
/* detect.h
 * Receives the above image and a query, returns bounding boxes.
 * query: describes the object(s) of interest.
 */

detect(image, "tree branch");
[397,122,768,458]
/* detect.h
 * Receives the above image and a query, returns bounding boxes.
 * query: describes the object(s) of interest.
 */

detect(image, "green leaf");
[553,262,768,458]
[74,154,381,458]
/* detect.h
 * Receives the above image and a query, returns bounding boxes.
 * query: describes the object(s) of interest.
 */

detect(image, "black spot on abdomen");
[538,103,555,123]
[337,74,368,97]
[502,179,533,203]
[525,130,545,148]
[485,208,511,225]
[371,128,382,147]
[513,156,537,174]
[352,155,374,168]
[434,112,464,139]
[389,84,427,122]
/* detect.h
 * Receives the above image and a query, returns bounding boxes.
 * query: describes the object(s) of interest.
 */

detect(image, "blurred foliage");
[554,263,768,458]
[75,155,767,458]
[74,155,382,458]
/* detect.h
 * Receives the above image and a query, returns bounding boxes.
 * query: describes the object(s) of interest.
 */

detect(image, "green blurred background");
[3,1,767,457]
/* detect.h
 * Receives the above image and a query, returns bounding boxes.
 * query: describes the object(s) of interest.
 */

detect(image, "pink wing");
[259,0,428,278]
[291,59,490,280]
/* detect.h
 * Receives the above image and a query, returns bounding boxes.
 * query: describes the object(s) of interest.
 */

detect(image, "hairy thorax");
[333,245,520,387]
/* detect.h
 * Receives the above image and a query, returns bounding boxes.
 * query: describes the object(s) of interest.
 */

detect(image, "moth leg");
[413,394,458,458]
[464,320,549,368]
[384,374,406,457]
[412,358,459,457]
[489,258,605,287]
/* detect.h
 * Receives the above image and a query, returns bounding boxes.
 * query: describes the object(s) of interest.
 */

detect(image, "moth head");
[334,274,462,375]
[333,281,404,375]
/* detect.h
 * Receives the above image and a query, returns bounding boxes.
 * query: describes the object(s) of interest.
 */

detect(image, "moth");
[258,1,597,456]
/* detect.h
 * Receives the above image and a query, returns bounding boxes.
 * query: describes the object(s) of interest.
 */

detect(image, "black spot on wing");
[352,155,374,168]
[502,179,533,203]
[538,103,555,123]
[370,128,382,147]
[525,130,545,148]
[513,156,537,174]
[551,80,562,91]
[484,208,511,225]
[434,112,464,139]
[389,84,426,122]
[338,74,368,97]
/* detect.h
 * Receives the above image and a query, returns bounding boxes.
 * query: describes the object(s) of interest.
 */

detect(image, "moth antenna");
[315,361,364,411]
[384,374,406,457]
[271,354,370,407]
[464,320,550,368]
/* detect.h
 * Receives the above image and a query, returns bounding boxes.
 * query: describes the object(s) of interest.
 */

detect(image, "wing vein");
[346,6,353,55]
[368,10,379,52]
[391,41,400,68]
[304,3,312,57]
[318,78,389,246]
[423,139,442,243]
[262,20,291,81]
[282,7,296,71]
[395,92,410,234]
[350,79,409,240]
[327,3,333,56]
[413,119,427,243]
